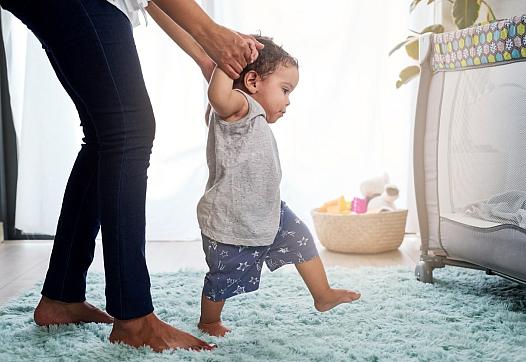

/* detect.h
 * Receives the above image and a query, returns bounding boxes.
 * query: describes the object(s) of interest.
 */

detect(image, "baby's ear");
[244,70,259,94]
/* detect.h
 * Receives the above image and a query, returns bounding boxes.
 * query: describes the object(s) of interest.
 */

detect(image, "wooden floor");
[0,235,420,306]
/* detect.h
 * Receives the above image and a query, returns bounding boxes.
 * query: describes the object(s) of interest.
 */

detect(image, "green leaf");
[405,38,420,60]
[389,36,417,56]
[396,66,421,89]
[410,0,423,12]
[420,24,445,34]
[452,0,481,29]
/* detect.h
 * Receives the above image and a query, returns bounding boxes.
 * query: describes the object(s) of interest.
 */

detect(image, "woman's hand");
[237,32,262,64]
[201,25,263,79]
[150,0,263,79]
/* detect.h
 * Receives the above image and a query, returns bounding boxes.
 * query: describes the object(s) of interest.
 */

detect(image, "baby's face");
[253,65,299,123]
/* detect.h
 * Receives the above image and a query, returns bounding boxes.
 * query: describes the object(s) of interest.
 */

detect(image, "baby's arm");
[207,67,249,122]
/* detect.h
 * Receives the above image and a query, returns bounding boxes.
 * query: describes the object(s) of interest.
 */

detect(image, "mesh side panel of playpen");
[438,62,526,229]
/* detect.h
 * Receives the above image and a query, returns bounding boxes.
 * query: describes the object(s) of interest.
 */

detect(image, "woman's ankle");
[113,312,155,331]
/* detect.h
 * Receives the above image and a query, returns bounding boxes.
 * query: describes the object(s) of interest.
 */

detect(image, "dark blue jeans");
[0,0,156,319]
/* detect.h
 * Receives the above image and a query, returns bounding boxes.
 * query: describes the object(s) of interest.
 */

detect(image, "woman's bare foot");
[33,296,114,326]
[198,320,231,337]
[314,288,361,312]
[109,313,216,352]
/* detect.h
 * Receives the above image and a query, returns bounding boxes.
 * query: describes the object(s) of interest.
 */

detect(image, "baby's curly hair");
[233,35,298,91]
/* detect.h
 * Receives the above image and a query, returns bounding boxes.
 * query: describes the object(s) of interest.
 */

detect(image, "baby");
[197,35,361,337]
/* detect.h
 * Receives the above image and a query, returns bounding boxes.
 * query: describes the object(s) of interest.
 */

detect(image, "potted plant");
[391,0,496,88]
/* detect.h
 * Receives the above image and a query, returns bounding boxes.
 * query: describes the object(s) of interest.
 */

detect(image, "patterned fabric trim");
[432,15,526,72]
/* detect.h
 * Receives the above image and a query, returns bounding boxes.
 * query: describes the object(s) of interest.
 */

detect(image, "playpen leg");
[415,261,434,283]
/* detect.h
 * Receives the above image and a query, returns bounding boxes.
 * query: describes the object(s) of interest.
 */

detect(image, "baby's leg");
[198,292,230,337]
[295,256,361,312]
[198,234,267,336]
[268,202,360,312]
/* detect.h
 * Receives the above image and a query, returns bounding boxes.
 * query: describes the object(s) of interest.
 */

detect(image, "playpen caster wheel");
[415,261,434,283]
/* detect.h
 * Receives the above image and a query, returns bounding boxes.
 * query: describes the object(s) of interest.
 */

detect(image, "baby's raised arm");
[208,67,249,122]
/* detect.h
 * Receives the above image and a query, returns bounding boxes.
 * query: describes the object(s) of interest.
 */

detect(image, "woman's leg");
[33,50,113,325]
[27,0,156,322]
[40,49,101,304]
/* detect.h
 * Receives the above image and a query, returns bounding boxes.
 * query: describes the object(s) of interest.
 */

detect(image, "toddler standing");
[197,35,361,337]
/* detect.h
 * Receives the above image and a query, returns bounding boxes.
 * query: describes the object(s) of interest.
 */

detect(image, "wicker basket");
[311,209,408,254]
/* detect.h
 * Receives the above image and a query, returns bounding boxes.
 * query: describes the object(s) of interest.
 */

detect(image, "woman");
[0,0,262,352]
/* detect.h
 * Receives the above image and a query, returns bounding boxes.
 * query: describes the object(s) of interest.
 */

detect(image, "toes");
[190,343,216,351]
[348,291,361,301]
[191,339,217,351]
[100,316,114,324]
[197,338,210,345]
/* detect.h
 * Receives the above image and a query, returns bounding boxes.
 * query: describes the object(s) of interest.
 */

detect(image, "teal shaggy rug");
[0,266,525,361]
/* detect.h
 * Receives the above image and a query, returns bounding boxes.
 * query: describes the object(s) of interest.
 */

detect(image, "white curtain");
[207,0,414,233]
[3,0,413,241]
[1,12,82,235]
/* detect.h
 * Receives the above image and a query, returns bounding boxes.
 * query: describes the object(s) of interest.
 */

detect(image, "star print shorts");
[201,201,319,302]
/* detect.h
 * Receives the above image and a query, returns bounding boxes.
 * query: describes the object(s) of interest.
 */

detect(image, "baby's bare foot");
[314,288,361,312]
[198,320,231,337]
[34,296,114,326]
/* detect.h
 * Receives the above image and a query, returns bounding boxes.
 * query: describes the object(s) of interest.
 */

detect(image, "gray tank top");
[197,90,282,246]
